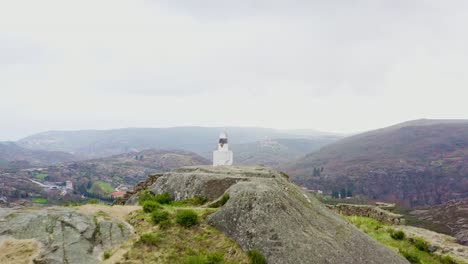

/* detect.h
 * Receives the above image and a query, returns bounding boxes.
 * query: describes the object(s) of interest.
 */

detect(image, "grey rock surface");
[0,207,131,264]
[150,165,409,264]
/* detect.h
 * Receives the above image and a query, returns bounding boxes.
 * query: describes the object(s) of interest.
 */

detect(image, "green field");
[32,197,48,204]
[346,216,464,264]
[33,172,49,180]
[93,181,115,194]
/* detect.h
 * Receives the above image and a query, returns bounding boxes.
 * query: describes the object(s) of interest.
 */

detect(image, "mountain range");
[17,127,341,160]
[284,119,468,207]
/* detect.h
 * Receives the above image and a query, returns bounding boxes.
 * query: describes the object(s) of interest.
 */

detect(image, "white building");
[213,132,233,166]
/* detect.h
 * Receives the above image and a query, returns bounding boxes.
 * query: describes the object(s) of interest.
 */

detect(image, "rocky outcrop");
[149,165,409,264]
[0,206,132,264]
[396,225,468,263]
[113,173,162,205]
[331,204,405,225]
[410,198,468,245]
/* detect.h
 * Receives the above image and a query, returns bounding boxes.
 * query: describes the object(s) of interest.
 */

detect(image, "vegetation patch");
[248,249,267,264]
[124,206,249,263]
[176,210,199,228]
[138,233,162,246]
[154,193,172,205]
[138,190,155,205]
[152,210,170,225]
[209,194,230,208]
[33,172,48,180]
[93,181,115,194]
[390,230,406,240]
[143,201,162,213]
[32,197,48,204]
[346,216,465,264]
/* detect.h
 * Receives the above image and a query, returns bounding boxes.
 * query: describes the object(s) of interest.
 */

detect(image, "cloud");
[0,0,467,140]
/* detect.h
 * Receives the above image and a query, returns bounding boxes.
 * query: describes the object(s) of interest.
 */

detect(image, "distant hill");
[0,149,210,205]
[0,141,76,168]
[232,137,337,167]
[17,127,341,159]
[48,149,210,187]
[283,119,468,207]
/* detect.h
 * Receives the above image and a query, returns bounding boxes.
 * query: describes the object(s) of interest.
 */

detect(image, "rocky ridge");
[143,165,408,264]
[0,206,133,264]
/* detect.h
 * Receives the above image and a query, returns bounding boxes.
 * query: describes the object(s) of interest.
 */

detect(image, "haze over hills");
[284,119,468,207]
[232,138,335,167]
[17,126,342,160]
[0,141,76,168]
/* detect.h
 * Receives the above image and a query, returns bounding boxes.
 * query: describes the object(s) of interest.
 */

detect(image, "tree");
[332,190,339,199]
[340,188,347,199]
[346,189,353,197]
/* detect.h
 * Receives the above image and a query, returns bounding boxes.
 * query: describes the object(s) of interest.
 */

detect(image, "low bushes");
[152,210,170,225]
[139,191,173,205]
[176,210,199,228]
[390,230,406,240]
[154,193,172,204]
[184,196,209,206]
[138,233,162,246]
[138,190,155,205]
[412,238,430,252]
[399,249,420,264]
[143,201,161,213]
[248,249,267,264]
[184,252,224,264]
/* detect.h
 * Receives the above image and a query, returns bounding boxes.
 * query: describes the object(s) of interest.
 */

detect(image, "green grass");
[32,197,48,204]
[346,216,464,264]
[33,172,48,180]
[93,181,115,194]
[125,205,249,263]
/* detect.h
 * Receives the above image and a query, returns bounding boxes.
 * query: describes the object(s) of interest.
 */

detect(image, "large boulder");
[0,207,132,264]
[149,165,409,264]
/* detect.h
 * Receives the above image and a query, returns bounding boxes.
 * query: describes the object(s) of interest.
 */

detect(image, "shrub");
[154,192,172,204]
[209,194,230,208]
[185,255,206,264]
[138,190,154,205]
[206,252,224,264]
[390,230,405,240]
[152,210,169,224]
[143,201,161,213]
[184,252,223,264]
[248,249,267,264]
[440,255,458,264]
[399,249,420,264]
[159,219,171,229]
[88,199,99,204]
[176,210,199,228]
[412,238,429,252]
[186,196,209,205]
[139,233,161,246]
[103,251,112,260]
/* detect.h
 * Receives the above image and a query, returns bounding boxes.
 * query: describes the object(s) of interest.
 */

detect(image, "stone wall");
[113,173,162,205]
[331,203,405,225]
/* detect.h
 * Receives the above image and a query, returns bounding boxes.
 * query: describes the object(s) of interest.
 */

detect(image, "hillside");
[232,137,337,167]
[0,149,209,205]
[125,165,408,264]
[0,141,77,168]
[410,198,468,245]
[17,127,340,159]
[49,149,210,185]
[284,119,468,207]
[0,166,410,264]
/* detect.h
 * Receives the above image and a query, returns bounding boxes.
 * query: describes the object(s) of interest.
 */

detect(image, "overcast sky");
[1,0,468,140]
